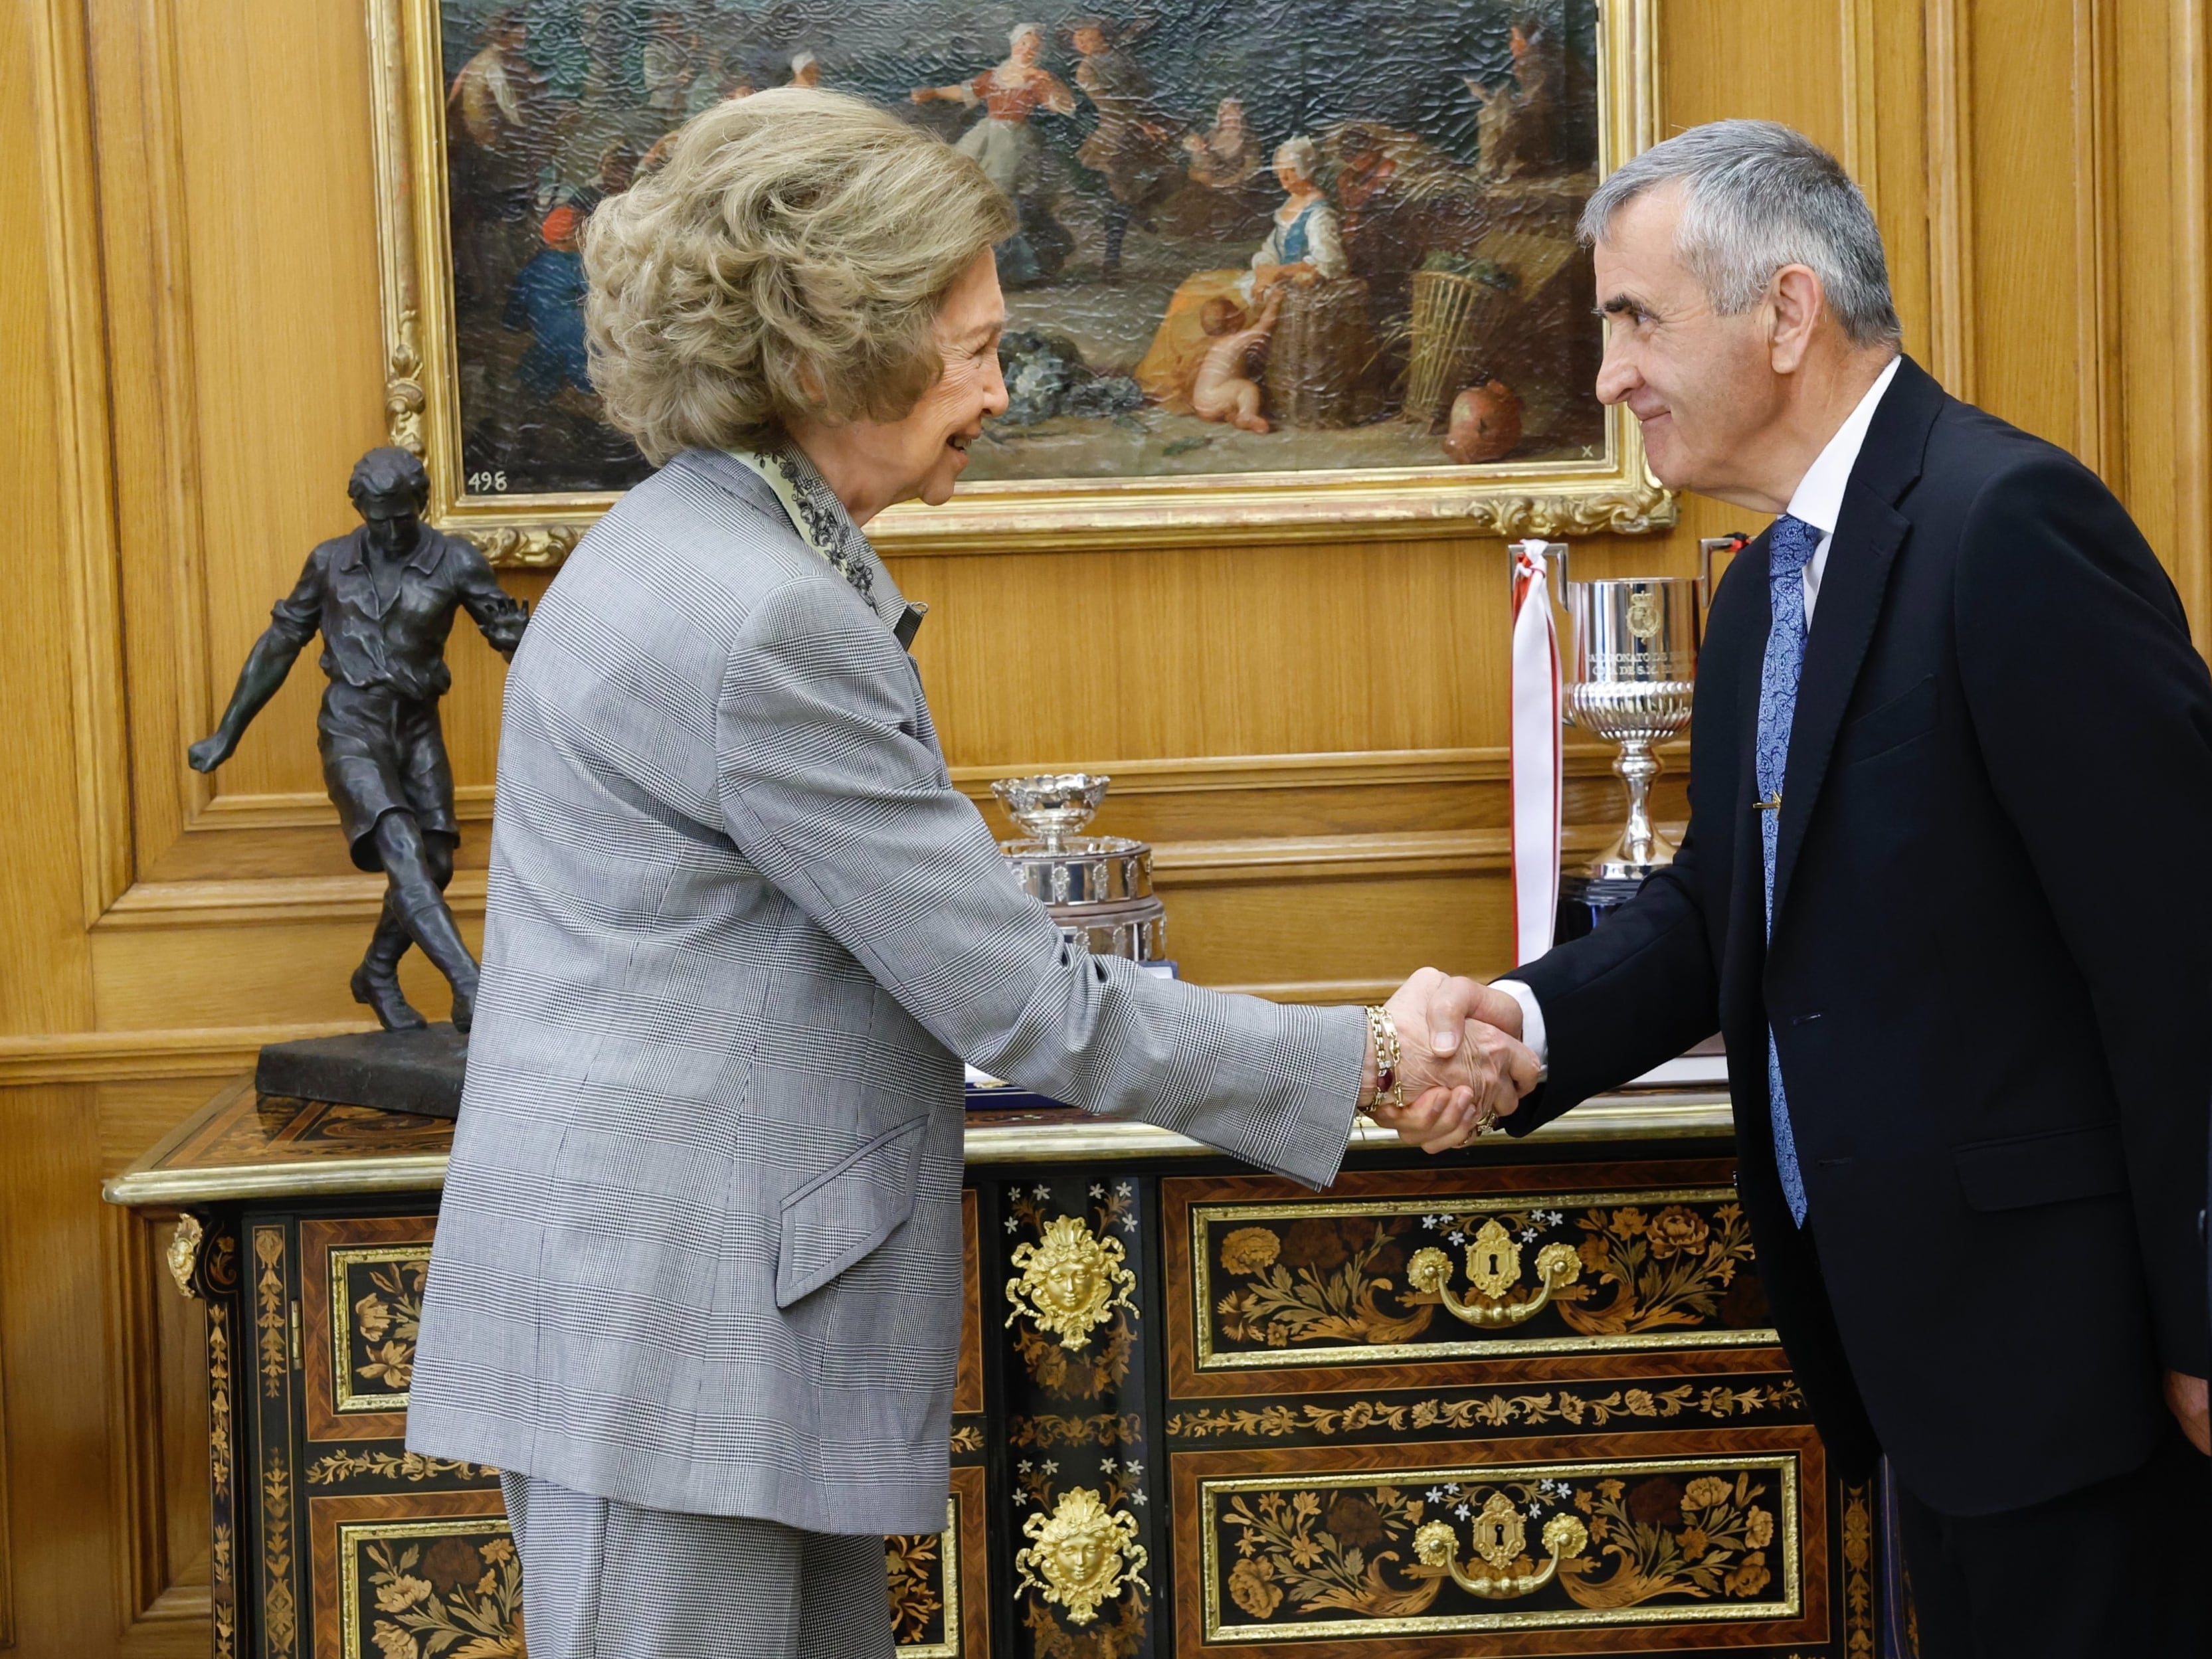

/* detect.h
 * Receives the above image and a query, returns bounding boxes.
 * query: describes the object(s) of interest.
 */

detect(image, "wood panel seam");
[29,0,134,923]
[1924,0,1976,398]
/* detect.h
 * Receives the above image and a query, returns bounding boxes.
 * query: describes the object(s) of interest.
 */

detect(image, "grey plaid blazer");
[407,448,1364,1534]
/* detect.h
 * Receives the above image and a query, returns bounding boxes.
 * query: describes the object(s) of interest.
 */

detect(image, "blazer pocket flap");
[777,1114,929,1308]
[1837,675,1938,764]
[1952,1123,2128,1211]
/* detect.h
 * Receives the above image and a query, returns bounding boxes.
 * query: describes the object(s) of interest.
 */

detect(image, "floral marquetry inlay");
[1194,1188,1774,1368]
[330,1246,429,1412]
[341,1518,523,1659]
[1203,1454,1801,1642]
[885,1498,964,1657]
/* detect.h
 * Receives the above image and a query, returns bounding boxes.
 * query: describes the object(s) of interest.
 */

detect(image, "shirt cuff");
[1490,979,1548,1073]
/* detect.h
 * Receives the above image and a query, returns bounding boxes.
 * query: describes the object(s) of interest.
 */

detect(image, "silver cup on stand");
[1523,541,1726,882]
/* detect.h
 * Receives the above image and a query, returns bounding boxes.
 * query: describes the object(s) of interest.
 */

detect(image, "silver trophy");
[1525,541,1725,881]
[990,773,1167,960]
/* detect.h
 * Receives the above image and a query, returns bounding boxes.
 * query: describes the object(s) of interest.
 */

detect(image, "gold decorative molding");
[1414,1500,1589,1600]
[167,1215,206,1298]
[1014,1487,1151,1628]
[104,1096,1736,1209]
[1406,1223,1586,1328]
[885,1498,963,1657]
[1006,1216,1139,1350]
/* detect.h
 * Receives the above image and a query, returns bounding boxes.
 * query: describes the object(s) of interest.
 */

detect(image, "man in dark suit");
[1467,120,2212,1653]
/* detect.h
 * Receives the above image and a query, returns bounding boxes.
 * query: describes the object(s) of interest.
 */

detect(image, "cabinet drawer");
[1164,1160,1781,1396]
[1173,1427,1833,1656]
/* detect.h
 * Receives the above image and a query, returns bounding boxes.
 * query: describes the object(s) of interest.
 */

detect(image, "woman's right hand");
[1364,968,1540,1152]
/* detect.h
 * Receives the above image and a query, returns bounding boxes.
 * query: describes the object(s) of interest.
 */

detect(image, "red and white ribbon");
[1509,539,1562,966]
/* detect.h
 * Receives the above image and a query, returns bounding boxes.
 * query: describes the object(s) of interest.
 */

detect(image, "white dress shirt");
[1495,355,1902,1069]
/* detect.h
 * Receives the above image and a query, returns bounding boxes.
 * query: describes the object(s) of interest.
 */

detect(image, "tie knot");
[1769,514,1819,579]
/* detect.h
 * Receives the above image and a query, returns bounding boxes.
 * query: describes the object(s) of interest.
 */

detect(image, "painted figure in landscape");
[189,449,529,1033]
[1190,286,1282,432]
[436,0,1602,495]
[912,24,1077,284]
[505,205,592,403]
[1069,17,1177,278]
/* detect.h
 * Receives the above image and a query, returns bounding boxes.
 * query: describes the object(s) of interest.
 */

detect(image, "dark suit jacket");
[1511,355,2212,1516]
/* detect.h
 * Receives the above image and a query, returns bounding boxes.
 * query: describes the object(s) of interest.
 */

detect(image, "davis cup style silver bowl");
[990,773,1166,962]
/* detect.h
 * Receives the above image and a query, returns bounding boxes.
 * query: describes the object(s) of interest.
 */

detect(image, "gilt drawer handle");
[1406,1219,1582,1328]
[1415,1499,1590,1599]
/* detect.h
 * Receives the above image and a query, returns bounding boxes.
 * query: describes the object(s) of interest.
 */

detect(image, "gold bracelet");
[1365,1005,1404,1111]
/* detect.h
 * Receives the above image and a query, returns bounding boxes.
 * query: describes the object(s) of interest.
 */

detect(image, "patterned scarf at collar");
[722,438,876,604]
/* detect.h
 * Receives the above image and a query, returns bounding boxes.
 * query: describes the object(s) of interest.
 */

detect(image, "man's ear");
[1766,264,1825,375]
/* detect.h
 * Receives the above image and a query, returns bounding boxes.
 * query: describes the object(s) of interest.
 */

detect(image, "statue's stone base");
[254,1025,468,1118]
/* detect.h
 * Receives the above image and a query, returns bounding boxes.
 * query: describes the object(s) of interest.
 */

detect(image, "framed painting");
[367,0,1667,561]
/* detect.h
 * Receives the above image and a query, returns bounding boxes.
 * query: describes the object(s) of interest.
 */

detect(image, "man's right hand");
[187,731,236,772]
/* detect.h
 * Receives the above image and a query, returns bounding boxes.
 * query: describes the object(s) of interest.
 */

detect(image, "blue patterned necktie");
[1758,515,1820,1226]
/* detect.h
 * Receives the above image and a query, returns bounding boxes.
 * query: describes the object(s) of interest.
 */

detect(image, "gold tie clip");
[1755,790,1784,813]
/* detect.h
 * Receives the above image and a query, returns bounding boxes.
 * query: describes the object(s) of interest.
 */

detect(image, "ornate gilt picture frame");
[367,0,1667,564]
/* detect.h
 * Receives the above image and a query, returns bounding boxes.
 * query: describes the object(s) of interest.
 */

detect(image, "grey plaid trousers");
[501,1472,893,1659]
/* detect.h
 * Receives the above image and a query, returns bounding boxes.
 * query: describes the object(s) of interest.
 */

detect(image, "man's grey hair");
[1579,120,1901,349]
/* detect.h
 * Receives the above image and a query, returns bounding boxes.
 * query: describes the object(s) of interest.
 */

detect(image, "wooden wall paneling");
[167,3,392,816]
[1841,0,1880,210]
[1924,0,1976,399]
[1657,0,1848,149]
[2166,0,2212,634]
[1966,0,2094,454]
[3,0,99,1040]
[0,1085,118,1658]
[0,1247,11,1650]
[88,0,214,887]
[6,3,2203,1656]
[2069,0,2121,484]
[26,0,132,927]
[1867,0,1932,361]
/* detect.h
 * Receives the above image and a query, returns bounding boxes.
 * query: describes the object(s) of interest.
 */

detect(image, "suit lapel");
[1769,356,1944,926]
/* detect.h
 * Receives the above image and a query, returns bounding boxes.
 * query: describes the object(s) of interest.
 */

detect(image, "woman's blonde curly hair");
[583,88,1014,464]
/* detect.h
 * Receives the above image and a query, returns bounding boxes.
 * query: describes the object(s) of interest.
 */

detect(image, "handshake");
[1358,967,1540,1154]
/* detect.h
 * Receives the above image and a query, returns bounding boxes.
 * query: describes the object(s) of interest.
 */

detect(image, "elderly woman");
[407,90,1532,1658]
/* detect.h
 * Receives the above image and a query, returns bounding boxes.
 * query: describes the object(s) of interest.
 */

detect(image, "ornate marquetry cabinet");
[112,1080,1892,1659]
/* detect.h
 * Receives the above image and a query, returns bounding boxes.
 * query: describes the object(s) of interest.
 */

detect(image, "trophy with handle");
[1519,539,1736,910]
